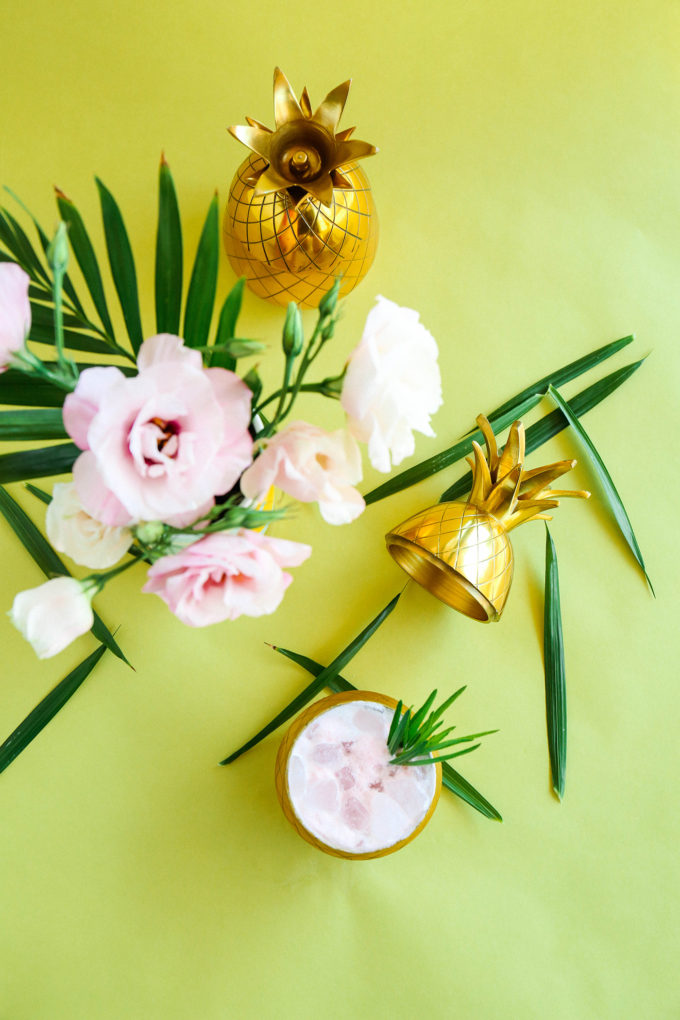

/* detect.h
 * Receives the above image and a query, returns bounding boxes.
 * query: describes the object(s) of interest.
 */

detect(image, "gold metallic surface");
[386,415,590,622]
[274,691,442,860]
[224,68,378,308]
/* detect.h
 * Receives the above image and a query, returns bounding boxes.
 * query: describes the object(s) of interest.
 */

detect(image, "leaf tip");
[54,186,71,202]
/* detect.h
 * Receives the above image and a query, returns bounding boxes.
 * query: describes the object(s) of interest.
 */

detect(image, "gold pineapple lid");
[228,67,378,206]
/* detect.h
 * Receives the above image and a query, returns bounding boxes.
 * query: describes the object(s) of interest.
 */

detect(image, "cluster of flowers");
[0,258,442,658]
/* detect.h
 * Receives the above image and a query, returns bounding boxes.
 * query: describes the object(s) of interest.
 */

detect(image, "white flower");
[240,421,365,525]
[9,577,95,659]
[46,482,133,568]
[341,295,442,472]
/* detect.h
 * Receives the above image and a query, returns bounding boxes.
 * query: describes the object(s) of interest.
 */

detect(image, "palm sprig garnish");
[387,688,497,767]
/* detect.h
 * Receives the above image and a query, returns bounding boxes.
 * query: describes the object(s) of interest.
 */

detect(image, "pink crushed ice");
[286,700,437,854]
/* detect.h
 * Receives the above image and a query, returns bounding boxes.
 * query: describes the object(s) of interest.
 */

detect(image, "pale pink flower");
[0,262,31,371]
[46,482,133,569]
[240,421,365,525]
[9,577,95,658]
[62,334,254,527]
[143,530,311,626]
[341,296,442,472]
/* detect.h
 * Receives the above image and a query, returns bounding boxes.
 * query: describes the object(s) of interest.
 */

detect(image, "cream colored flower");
[341,296,442,472]
[9,577,95,659]
[46,482,132,568]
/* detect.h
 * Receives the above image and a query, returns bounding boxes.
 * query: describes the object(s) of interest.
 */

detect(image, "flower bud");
[47,221,69,275]
[282,302,304,357]
[318,279,341,320]
[9,576,95,658]
[135,520,166,545]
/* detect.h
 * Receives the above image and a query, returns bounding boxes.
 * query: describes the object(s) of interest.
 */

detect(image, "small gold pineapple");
[224,68,378,308]
[386,415,590,622]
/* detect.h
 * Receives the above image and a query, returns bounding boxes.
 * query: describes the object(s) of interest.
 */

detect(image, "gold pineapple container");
[386,415,590,622]
[224,68,378,308]
[275,691,442,860]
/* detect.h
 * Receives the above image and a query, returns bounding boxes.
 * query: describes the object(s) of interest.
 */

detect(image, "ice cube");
[288,754,306,799]
[337,766,355,790]
[308,779,339,813]
[342,796,369,831]
[353,708,386,735]
[311,742,340,764]
[370,793,411,847]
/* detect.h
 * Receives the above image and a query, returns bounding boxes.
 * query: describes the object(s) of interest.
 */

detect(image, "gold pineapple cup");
[386,415,590,622]
[224,68,378,308]
[275,691,442,860]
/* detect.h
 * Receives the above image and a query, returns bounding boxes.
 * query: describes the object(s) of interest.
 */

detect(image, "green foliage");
[543,525,566,799]
[183,193,219,349]
[95,177,144,353]
[155,157,183,335]
[387,688,497,766]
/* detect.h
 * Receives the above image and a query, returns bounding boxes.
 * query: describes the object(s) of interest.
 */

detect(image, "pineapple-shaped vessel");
[386,415,589,622]
[224,68,378,308]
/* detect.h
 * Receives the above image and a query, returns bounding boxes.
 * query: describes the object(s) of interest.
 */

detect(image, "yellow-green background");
[1,2,678,1017]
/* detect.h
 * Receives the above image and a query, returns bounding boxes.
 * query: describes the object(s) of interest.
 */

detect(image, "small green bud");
[47,221,69,275]
[242,365,263,406]
[318,278,341,319]
[282,302,304,356]
[134,521,165,544]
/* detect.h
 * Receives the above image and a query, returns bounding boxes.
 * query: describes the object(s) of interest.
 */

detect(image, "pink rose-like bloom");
[0,262,31,371]
[143,530,311,626]
[9,577,95,659]
[341,295,442,472]
[63,334,254,527]
[240,420,365,525]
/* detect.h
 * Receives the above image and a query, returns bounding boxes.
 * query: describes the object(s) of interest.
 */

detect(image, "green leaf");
[483,334,635,424]
[543,525,566,799]
[28,301,117,357]
[0,410,68,441]
[0,486,130,666]
[0,644,107,775]
[0,370,65,407]
[364,335,635,506]
[547,384,653,593]
[96,177,144,353]
[364,393,542,505]
[271,645,502,821]
[0,443,79,483]
[219,593,401,764]
[210,276,245,368]
[0,207,50,285]
[183,193,219,349]
[56,190,116,339]
[25,483,51,505]
[155,158,183,335]
[439,358,645,503]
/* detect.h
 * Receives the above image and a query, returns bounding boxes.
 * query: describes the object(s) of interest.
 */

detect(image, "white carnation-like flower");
[46,482,133,569]
[341,296,442,472]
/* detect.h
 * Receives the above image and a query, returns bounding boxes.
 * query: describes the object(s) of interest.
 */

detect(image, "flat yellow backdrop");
[1,2,678,1017]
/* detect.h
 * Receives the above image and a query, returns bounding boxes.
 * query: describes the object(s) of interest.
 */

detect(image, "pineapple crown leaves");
[229,67,378,206]
[386,687,498,767]
[465,414,590,531]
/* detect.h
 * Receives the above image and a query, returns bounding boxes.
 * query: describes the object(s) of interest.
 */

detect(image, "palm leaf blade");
[183,194,219,349]
[210,277,245,368]
[0,410,68,441]
[95,178,144,353]
[543,525,566,799]
[56,191,116,338]
[0,644,107,774]
[155,159,183,335]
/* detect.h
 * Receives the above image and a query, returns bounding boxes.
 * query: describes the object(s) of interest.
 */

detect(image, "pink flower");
[240,421,365,525]
[9,577,95,658]
[341,295,442,472]
[0,263,31,371]
[46,482,133,569]
[63,334,254,527]
[143,530,311,626]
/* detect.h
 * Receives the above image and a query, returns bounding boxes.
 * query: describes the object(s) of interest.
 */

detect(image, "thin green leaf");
[155,158,183,335]
[220,593,401,764]
[183,193,219,349]
[0,208,50,285]
[272,644,502,821]
[28,314,117,357]
[0,444,79,483]
[56,190,116,338]
[485,334,634,422]
[211,277,246,368]
[96,178,144,353]
[440,358,646,503]
[0,644,107,774]
[0,486,130,666]
[0,370,65,407]
[387,698,404,745]
[364,393,542,505]
[408,689,438,734]
[25,483,51,505]
[547,383,653,593]
[543,525,566,799]
[0,410,68,441]
[401,744,481,766]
